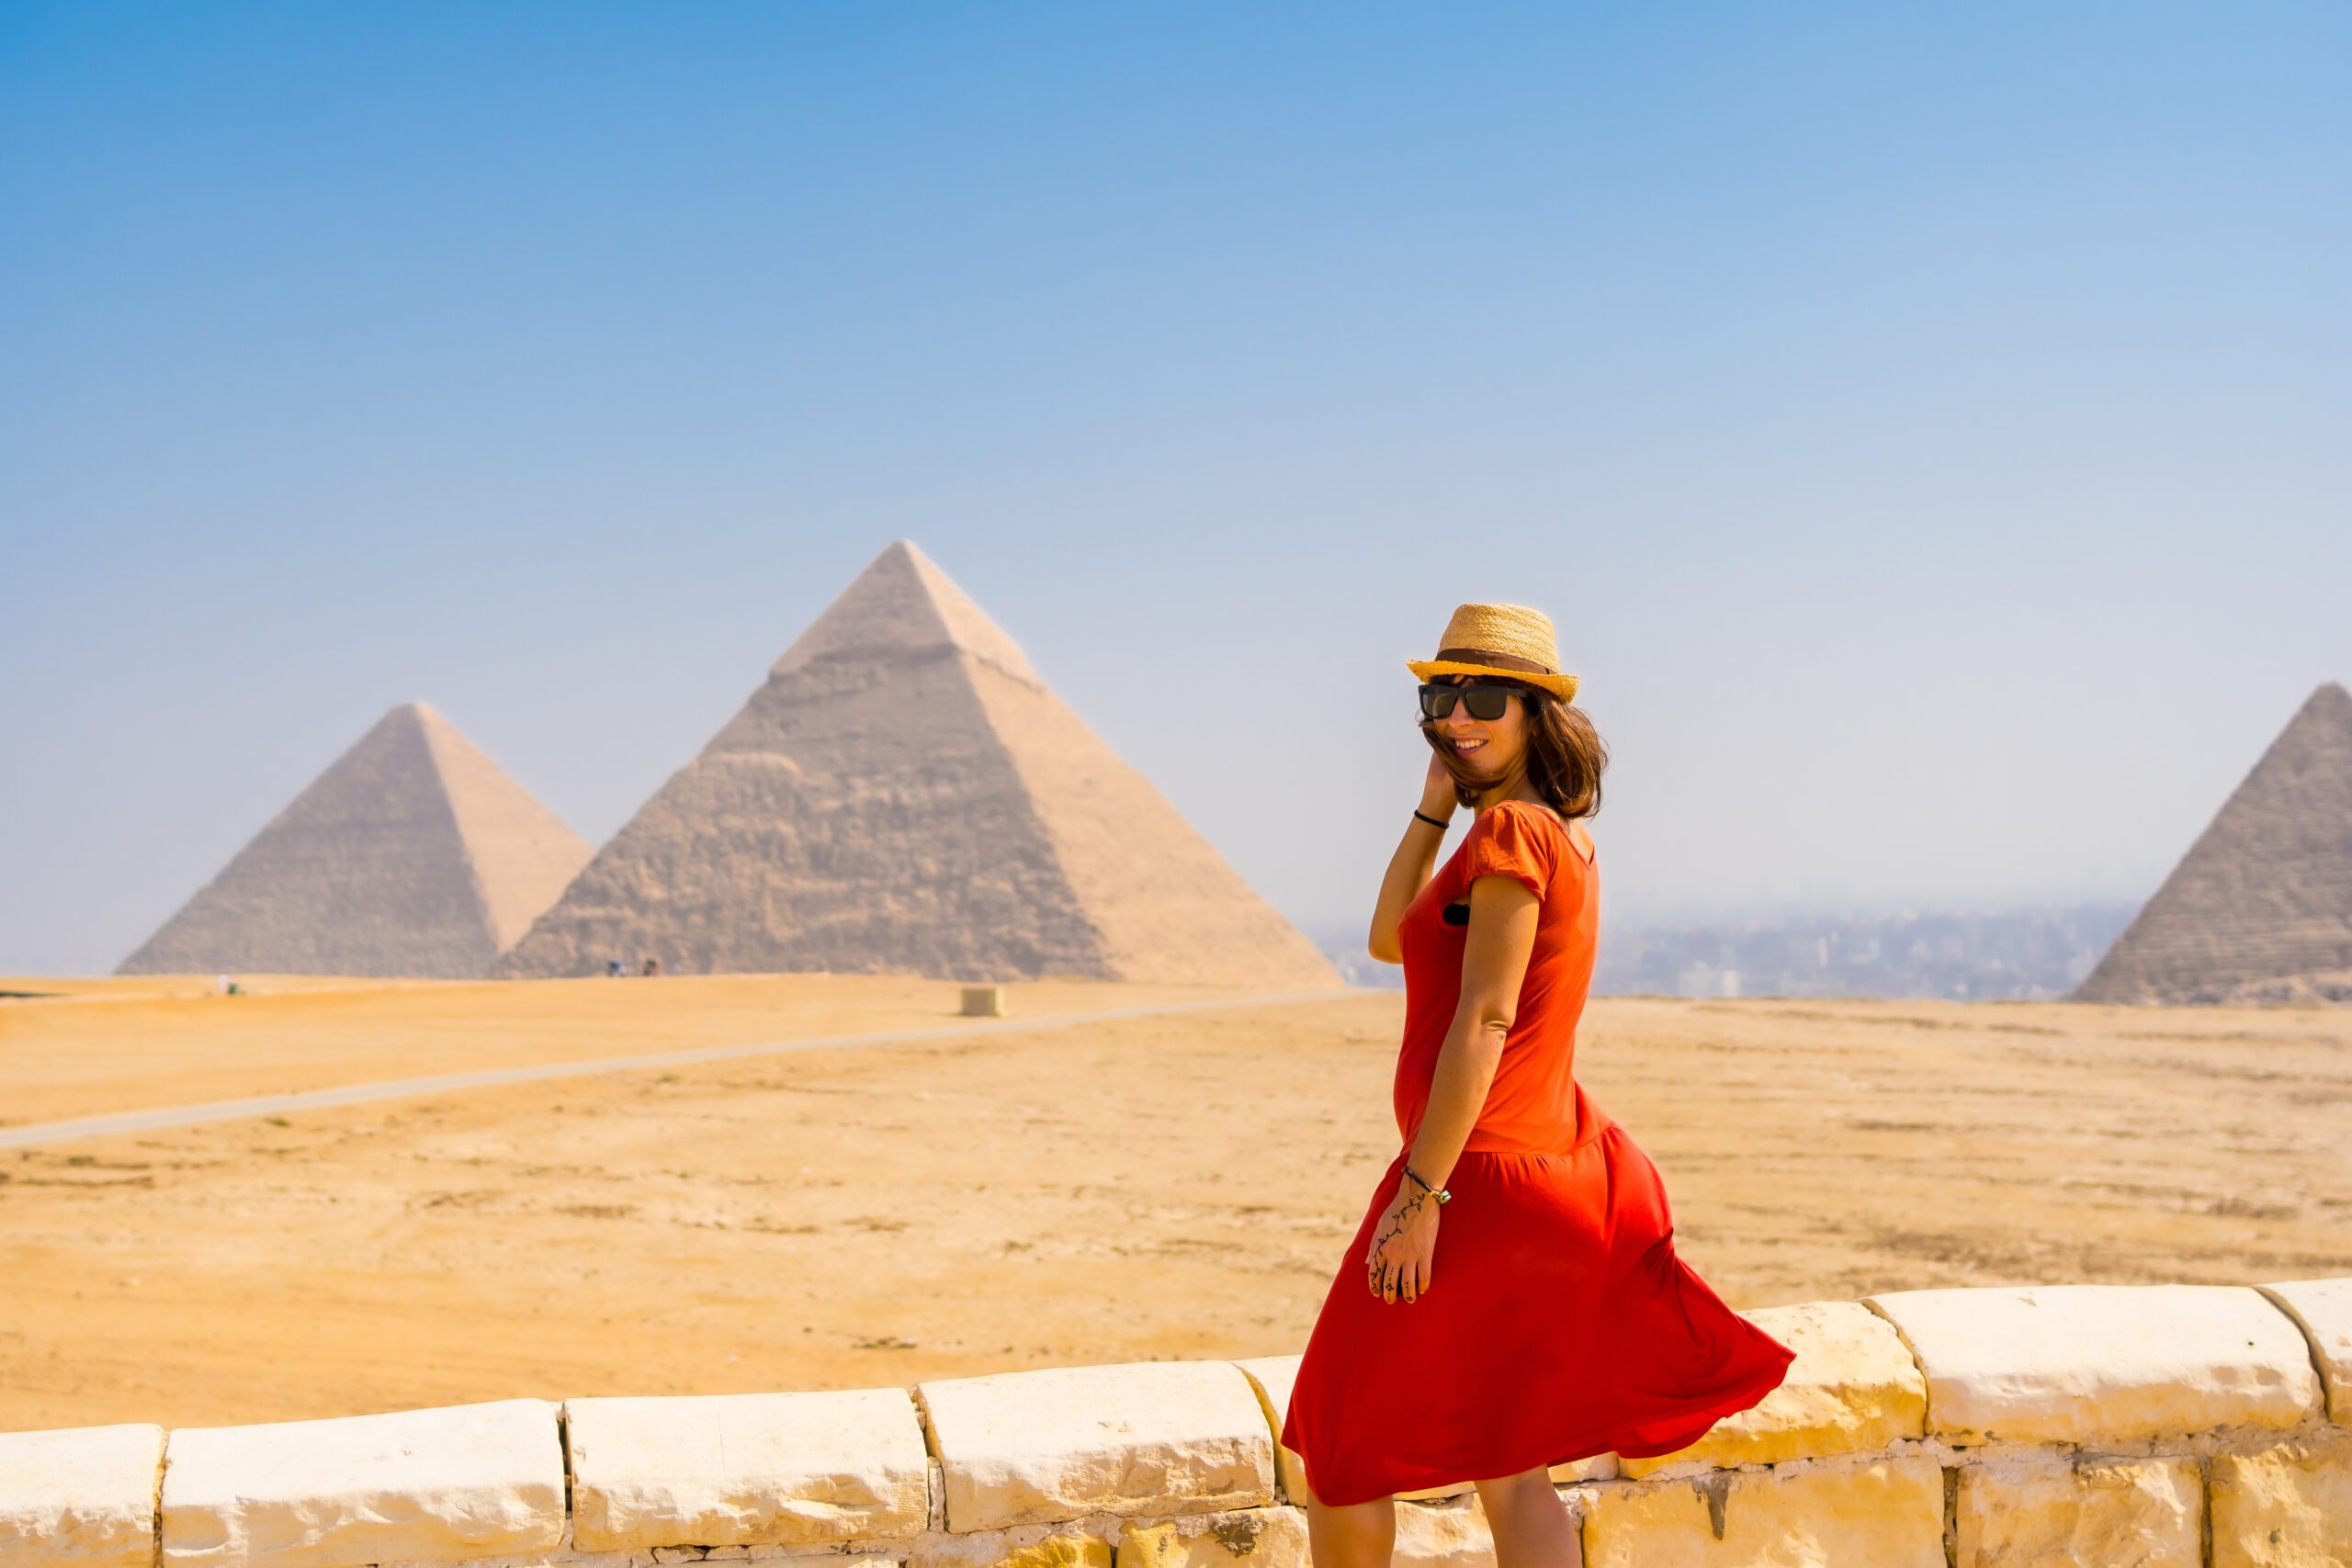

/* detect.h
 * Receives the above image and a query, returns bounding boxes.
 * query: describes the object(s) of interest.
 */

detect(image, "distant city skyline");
[6,5,2347,973]
[1311,899,2138,1001]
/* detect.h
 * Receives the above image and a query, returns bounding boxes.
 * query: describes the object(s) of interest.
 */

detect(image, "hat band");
[1434,646,1555,676]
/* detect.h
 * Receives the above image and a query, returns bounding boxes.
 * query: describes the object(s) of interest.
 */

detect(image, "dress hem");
[1292,1350,1796,1507]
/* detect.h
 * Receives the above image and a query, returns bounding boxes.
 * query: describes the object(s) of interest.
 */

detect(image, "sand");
[0,973,1286,1128]
[2,976,2347,1433]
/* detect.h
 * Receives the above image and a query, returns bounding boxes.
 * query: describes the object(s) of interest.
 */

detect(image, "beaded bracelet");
[1404,1163,1452,1204]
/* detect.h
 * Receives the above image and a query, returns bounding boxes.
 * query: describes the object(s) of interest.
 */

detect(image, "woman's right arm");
[1367,755,1459,963]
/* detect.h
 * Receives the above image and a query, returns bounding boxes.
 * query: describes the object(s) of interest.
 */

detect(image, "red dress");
[1279,799,1794,1506]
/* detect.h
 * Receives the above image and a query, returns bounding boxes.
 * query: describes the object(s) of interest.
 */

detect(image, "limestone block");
[1232,1354,1478,1502]
[1114,1506,1307,1568]
[2258,1278,2352,1424]
[1619,1301,1926,1477]
[1545,1454,1619,1485]
[1865,1283,2322,1445]
[1229,1358,1309,1506]
[910,1521,1113,1568]
[2210,1433,2352,1568]
[1953,1453,2200,1567]
[369,1551,681,1568]
[1230,1354,1612,1506]
[0,1423,164,1568]
[566,1388,932,1551]
[619,1555,899,1568]
[918,1362,1274,1533]
[1580,1455,1945,1568]
[160,1398,565,1568]
[1392,1497,1500,1568]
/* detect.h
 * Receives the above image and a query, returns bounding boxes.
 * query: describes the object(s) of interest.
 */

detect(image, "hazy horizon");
[6,5,2347,973]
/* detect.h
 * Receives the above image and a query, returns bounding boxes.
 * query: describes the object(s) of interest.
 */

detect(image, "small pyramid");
[119,703,593,978]
[498,540,1341,987]
[2075,682,2352,1005]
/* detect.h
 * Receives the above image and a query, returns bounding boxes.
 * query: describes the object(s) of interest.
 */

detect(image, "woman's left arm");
[1363,872,1541,1303]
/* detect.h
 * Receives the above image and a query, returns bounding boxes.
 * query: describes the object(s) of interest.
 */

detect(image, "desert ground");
[2,974,2347,1433]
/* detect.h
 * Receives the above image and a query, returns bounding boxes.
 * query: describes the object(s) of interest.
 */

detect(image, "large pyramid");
[2075,682,2352,1005]
[119,703,593,978]
[498,540,1340,987]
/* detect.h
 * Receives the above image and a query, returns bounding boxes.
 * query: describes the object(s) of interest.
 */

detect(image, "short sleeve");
[1460,801,1557,901]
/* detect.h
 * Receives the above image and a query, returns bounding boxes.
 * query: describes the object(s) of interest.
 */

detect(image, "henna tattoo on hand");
[1363,1188,1431,1298]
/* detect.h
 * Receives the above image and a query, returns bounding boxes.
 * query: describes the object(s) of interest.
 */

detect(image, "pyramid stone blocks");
[2076,682,2352,1004]
[119,703,590,979]
[499,540,1338,987]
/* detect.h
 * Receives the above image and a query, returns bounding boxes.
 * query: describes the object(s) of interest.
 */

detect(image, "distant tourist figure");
[1283,603,1795,1568]
[605,959,625,978]
[639,956,662,977]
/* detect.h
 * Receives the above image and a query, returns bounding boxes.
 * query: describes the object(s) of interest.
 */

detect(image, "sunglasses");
[1418,682,1518,722]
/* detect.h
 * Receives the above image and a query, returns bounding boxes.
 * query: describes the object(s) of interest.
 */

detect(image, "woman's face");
[1431,674,1529,780]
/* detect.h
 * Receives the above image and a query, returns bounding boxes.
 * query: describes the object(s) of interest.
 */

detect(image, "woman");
[1281,602,1795,1568]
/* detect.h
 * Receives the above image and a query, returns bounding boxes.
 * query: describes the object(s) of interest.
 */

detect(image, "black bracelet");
[1411,808,1449,829]
[1404,1162,1452,1204]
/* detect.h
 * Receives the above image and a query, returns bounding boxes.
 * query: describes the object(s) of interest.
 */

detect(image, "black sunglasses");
[1418,682,1518,722]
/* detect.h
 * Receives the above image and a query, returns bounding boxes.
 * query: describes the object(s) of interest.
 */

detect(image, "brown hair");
[1420,678,1608,818]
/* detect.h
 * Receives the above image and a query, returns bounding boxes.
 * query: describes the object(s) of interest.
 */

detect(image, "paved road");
[0,988,1355,1153]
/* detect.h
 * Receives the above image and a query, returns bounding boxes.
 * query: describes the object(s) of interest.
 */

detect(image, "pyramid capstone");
[497,540,1341,987]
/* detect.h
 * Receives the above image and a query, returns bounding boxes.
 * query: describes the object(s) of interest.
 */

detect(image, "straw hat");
[1406,602,1580,703]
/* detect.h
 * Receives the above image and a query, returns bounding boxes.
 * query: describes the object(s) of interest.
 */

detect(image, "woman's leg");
[1302,1485,1396,1568]
[1472,1465,1577,1568]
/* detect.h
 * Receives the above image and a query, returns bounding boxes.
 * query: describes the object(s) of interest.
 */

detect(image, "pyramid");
[2075,682,2352,1005]
[119,703,593,978]
[498,540,1341,987]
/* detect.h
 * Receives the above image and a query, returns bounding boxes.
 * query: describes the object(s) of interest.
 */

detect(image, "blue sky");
[4,3,2346,972]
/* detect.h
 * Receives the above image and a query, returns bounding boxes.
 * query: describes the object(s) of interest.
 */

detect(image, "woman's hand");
[1420,753,1457,819]
[1363,1176,1442,1304]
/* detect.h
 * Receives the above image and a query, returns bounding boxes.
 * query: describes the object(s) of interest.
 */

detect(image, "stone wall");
[5,1278,2346,1568]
